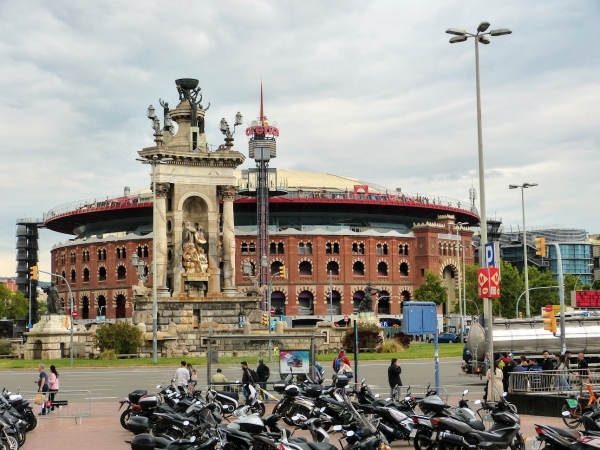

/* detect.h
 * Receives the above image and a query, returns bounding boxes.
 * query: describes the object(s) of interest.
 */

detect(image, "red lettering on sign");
[576,291,600,308]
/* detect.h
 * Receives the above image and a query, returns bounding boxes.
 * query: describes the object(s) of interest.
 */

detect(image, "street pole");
[28,279,32,329]
[516,286,558,317]
[520,188,531,318]
[455,226,463,343]
[151,160,158,364]
[329,270,334,323]
[554,243,566,354]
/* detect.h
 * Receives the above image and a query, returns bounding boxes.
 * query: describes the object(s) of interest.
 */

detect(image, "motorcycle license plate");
[409,429,417,439]
[566,399,579,408]
[532,438,542,450]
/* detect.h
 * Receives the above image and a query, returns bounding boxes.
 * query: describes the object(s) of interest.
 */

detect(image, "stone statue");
[358,282,381,313]
[242,260,266,296]
[182,222,208,274]
[44,282,60,314]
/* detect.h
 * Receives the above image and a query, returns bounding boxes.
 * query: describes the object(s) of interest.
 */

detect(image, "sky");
[1,1,599,280]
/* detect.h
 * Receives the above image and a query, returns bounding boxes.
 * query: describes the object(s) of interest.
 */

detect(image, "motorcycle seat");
[167,413,198,425]
[217,390,239,401]
[153,437,173,448]
[321,397,345,407]
[296,442,337,450]
[157,404,176,414]
[546,426,581,440]
[468,420,486,431]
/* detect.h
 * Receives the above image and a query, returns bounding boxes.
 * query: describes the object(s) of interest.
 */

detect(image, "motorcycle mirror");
[183,420,190,426]
[156,385,162,389]
[236,380,240,384]
[333,425,342,432]
[347,431,355,437]
[374,394,380,398]
[362,378,366,384]
[474,400,481,404]
[562,411,571,417]
[405,396,411,401]
[463,389,469,395]
[386,398,392,402]
[190,436,196,443]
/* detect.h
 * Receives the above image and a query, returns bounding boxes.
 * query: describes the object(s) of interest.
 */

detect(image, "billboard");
[279,349,310,375]
[575,291,600,308]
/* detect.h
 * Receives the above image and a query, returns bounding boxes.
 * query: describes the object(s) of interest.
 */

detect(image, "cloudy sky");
[1,1,598,280]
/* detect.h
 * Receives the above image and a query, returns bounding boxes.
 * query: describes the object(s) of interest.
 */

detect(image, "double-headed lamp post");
[447,22,511,369]
[509,183,537,318]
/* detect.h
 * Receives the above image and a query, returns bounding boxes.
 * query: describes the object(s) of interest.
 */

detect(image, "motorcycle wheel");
[16,431,25,448]
[120,409,133,430]
[561,404,580,429]
[413,430,436,450]
[510,432,525,450]
[5,436,18,450]
[282,404,311,426]
[251,402,266,417]
[0,439,7,450]
[25,410,37,431]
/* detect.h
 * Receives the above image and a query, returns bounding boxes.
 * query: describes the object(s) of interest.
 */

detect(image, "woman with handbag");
[34,363,49,415]
[48,365,60,413]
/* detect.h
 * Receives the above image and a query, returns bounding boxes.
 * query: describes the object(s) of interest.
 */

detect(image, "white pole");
[151,160,158,364]
[521,187,531,318]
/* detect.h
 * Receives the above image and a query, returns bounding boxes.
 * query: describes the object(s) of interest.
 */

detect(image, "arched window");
[327,290,341,315]
[137,246,143,257]
[271,261,283,276]
[305,243,312,254]
[117,266,126,280]
[97,295,107,317]
[326,242,332,254]
[352,243,365,255]
[81,296,89,320]
[400,262,409,277]
[298,243,305,255]
[270,242,277,254]
[98,267,107,281]
[353,291,364,313]
[116,294,126,319]
[61,271,66,285]
[70,252,76,263]
[116,248,121,259]
[248,243,256,254]
[353,261,365,276]
[143,246,149,258]
[83,268,90,283]
[70,269,76,283]
[271,291,286,316]
[277,243,284,254]
[377,261,388,277]
[299,261,312,276]
[298,291,314,315]
[378,291,390,314]
[326,261,339,276]
[243,262,256,277]
[60,254,65,265]
[241,243,248,254]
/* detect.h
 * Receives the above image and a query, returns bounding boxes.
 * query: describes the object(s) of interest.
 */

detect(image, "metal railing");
[509,369,597,394]
[20,390,91,424]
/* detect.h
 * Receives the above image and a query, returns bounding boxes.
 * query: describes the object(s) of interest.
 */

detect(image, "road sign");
[478,267,501,299]
[27,323,32,329]
[484,242,499,268]
[72,311,78,318]
[544,305,553,312]
[270,307,275,315]
[49,400,68,406]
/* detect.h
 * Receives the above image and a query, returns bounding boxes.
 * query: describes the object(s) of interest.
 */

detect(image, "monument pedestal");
[23,314,92,360]
[358,311,378,324]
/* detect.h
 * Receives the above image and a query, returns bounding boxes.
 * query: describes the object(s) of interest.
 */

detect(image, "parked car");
[429,333,459,344]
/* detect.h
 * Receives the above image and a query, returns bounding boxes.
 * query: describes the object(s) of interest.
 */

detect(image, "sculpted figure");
[358,282,381,313]
[44,282,60,314]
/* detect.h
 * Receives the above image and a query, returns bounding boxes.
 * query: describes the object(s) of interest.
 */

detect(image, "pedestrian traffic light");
[542,309,557,334]
[535,237,546,257]
[279,265,287,279]
[29,266,38,281]
[261,313,269,327]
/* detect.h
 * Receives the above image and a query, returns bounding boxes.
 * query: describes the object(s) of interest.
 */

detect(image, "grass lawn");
[0,343,463,370]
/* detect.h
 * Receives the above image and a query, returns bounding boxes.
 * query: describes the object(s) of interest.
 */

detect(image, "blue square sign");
[403,302,437,335]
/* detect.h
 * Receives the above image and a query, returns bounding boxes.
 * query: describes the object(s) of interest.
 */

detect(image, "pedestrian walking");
[485,359,503,402]
[256,359,270,391]
[541,350,554,371]
[175,360,190,390]
[187,363,197,391]
[241,361,257,403]
[387,358,402,398]
[556,355,571,390]
[577,352,590,384]
[34,363,49,415]
[48,365,60,413]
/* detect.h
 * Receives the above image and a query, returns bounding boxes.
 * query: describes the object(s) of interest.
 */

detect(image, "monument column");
[207,212,221,295]
[172,211,184,295]
[220,185,237,296]
[154,182,170,296]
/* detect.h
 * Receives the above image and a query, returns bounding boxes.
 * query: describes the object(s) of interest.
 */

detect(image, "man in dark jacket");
[256,359,270,391]
[541,350,555,371]
[388,358,402,398]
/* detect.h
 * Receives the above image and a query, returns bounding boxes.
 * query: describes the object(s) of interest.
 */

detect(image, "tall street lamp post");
[447,22,512,370]
[455,222,469,342]
[509,183,538,318]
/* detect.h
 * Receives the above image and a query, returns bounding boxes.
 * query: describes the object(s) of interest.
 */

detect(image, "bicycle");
[561,383,598,428]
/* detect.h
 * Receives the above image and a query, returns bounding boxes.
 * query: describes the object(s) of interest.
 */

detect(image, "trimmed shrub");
[99,349,117,360]
[376,339,404,353]
[342,322,383,351]
[92,321,144,354]
[393,332,412,349]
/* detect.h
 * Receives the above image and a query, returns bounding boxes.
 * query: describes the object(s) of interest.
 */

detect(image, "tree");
[527,267,559,314]
[92,321,144,354]
[497,261,524,319]
[0,285,30,319]
[414,270,447,305]
[463,264,482,316]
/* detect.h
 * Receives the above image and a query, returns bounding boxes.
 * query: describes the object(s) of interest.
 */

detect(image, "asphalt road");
[0,356,486,403]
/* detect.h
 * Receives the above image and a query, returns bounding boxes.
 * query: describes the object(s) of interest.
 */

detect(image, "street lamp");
[137,153,173,364]
[447,21,512,368]
[454,222,469,342]
[509,183,538,318]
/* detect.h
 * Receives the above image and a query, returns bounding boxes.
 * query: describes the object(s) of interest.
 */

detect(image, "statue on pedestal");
[182,222,208,275]
[43,282,61,314]
[358,282,381,313]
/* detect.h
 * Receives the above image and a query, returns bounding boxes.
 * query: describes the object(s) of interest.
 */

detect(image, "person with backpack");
[256,359,270,391]
[241,361,257,403]
[333,349,352,378]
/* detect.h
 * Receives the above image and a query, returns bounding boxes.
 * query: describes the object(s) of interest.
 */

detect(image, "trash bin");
[209,350,218,364]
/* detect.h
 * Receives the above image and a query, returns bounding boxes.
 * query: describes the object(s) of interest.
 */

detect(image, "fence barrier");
[508,369,597,394]
[20,390,91,424]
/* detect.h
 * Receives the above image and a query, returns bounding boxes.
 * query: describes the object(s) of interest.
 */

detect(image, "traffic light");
[29,266,38,281]
[519,311,523,319]
[279,265,287,279]
[261,313,269,327]
[535,237,546,257]
[542,308,557,334]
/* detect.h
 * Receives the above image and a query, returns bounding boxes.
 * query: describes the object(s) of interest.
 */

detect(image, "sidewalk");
[23,400,570,450]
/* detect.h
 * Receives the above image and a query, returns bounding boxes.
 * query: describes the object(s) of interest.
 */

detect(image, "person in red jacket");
[333,349,352,373]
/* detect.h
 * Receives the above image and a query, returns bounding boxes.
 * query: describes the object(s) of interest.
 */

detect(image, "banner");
[279,349,310,375]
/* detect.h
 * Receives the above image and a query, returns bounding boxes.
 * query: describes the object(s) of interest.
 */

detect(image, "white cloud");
[0,0,598,278]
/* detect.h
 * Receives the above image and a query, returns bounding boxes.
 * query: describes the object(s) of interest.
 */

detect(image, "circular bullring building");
[45,169,478,326]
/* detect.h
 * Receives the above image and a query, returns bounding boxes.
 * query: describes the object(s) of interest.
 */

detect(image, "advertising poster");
[279,349,310,375]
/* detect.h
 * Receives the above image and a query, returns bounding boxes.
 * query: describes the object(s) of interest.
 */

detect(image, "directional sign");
[270,307,275,315]
[478,268,501,299]
[48,400,68,406]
